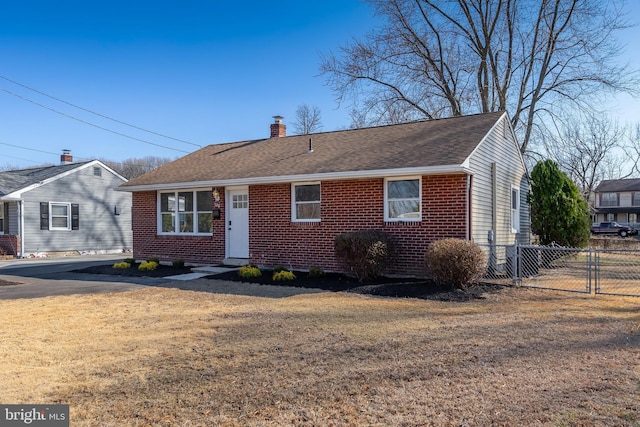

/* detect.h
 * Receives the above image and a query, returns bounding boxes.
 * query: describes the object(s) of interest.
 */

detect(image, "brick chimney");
[60,149,73,164]
[270,115,286,138]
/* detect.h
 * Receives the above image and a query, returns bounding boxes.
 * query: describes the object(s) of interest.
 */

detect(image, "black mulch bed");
[73,263,505,302]
[73,263,192,278]
[206,270,504,302]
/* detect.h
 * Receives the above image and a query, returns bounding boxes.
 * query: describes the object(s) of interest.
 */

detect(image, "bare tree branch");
[320,0,639,154]
[293,104,323,135]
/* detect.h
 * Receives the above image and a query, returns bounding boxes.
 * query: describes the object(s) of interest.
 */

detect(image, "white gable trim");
[462,111,527,172]
[118,164,473,192]
[1,160,127,200]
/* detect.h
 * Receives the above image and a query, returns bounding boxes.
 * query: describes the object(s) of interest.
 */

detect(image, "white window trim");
[600,192,619,207]
[50,202,72,231]
[511,185,520,233]
[157,189,213,236]
[384,176,422,222]
[291,182,321,222]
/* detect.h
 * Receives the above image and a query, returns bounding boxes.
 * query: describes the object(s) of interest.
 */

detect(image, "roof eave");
[118,165,473,192]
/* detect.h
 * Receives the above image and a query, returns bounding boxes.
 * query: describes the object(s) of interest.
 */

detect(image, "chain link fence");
[480,243,640,297]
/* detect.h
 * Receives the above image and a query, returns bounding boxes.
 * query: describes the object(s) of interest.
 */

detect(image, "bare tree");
[293,104,323,134]
[101,156,174,179]
[320,0,638,154]
[624,123,640,176]
[0,163,54,171]
[0,164,22,172]
[543,113,631,201]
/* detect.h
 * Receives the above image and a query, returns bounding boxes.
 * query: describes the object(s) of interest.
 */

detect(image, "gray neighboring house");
[0,153,132,257]
[592,178,640,226]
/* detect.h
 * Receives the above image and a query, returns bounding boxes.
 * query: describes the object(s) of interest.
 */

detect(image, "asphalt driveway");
[0,254,155,300]
[0,254,325,300]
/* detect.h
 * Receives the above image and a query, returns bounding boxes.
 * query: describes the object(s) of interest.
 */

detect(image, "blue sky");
[0,1,638,169]
[0,1,378,167]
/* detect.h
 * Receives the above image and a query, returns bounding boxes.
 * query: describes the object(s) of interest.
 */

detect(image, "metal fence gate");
[481,243,640,297]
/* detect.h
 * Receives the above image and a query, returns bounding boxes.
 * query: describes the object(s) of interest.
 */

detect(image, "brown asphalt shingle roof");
[121,112,504,188]
[595,178,640,192]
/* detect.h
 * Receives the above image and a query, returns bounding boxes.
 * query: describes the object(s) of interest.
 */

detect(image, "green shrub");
[238,265,261,279]
[113,262,131,269]
[147,257,160,264]
[272,270,296,281]
[172,259,185,268]
[138,260,159,271]
[425,239,486,289]
[334,230,393,282]
[123,258,136,265]
[308,267,325,277]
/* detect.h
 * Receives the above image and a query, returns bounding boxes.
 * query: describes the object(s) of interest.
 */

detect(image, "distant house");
[0,152,132,257]
[119,112,529,276]
[592,178,640,226]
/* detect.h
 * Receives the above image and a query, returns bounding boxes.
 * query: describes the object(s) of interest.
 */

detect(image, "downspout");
[18,200,24,258]
[491,162,497,243]
[466,174,472,241]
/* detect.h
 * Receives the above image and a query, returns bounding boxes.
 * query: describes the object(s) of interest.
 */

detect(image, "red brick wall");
[131,190,226,264]
[0,235,20,256]
[131,175,469,275]
[250,175,468,276]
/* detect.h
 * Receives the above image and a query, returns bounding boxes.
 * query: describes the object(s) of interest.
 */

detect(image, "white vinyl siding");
[467,115,529,245]
[19,163,132,255]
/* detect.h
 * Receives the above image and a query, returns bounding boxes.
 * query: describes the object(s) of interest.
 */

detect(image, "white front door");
[227,188,249,259]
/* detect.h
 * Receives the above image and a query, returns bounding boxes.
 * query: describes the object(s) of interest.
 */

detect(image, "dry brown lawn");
[1,286,639,426]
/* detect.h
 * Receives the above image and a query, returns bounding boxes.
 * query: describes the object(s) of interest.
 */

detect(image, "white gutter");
[118,164,474,192]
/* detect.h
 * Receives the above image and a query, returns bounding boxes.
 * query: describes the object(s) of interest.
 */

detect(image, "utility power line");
[0,88,191,154]
[0,75,202,148]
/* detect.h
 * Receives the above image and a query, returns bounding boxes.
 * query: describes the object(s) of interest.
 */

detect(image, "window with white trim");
[600,192,619,207]
[159,190,212,234]
[0,202,4,234]
[385,177,421,221]
[50,202,71,230]
[511,185,520,233]
[292,183,320,221]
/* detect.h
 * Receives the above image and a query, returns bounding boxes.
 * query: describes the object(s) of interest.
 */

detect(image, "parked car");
[590,222,638,237]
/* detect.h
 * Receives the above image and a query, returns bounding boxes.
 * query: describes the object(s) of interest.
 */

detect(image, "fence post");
[589,248,600,294]
[513,241,519,285]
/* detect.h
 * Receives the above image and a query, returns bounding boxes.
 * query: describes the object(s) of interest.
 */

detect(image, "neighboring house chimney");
[60,149,73,164]
[270,115,286,138]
